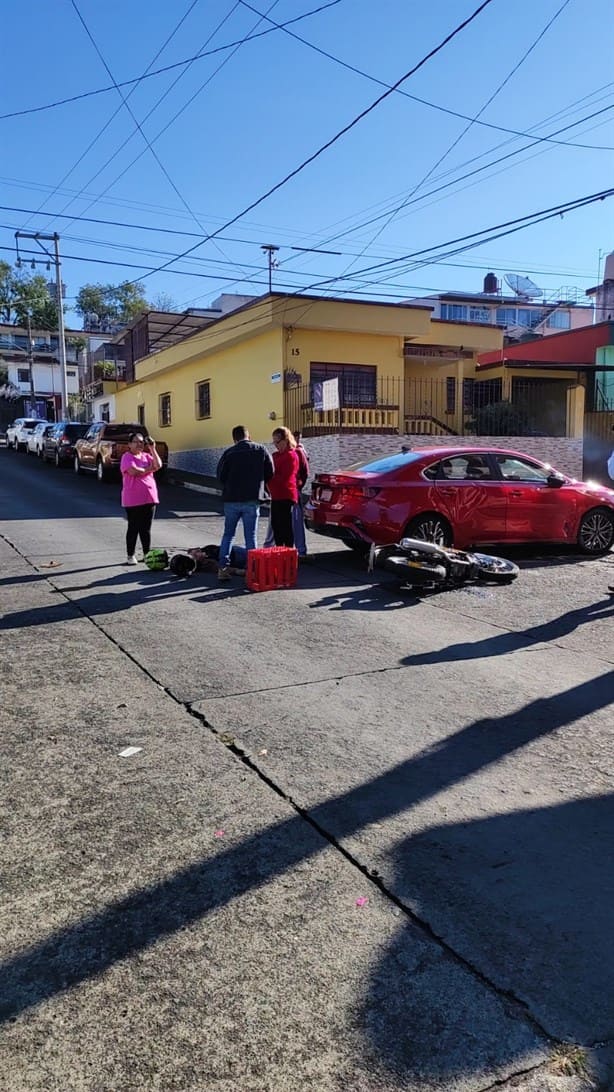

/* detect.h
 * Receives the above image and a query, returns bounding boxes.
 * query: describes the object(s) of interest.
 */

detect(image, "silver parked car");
[7,418,48,452]
[27,421,54,456]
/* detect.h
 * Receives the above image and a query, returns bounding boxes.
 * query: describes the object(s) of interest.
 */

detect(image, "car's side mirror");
[546,473,565,488]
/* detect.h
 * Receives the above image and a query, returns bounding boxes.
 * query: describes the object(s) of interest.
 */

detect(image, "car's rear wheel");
[577,508,614,555]
[74,455,83,475]
[54,450,61,468]
[405,513,452,547]
[96,459,106,482]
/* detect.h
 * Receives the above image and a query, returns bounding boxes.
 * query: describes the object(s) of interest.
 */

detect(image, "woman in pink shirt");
[120,432,162,564]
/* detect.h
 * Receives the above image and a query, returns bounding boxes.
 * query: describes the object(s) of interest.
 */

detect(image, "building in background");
[407,273,591,342]
[0,323,89,419]
[586,250,614,323]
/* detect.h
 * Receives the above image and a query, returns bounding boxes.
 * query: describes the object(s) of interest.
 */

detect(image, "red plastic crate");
[246,547,299,592]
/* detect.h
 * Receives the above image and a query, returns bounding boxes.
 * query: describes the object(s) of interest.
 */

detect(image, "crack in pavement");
[2,530,609,1079]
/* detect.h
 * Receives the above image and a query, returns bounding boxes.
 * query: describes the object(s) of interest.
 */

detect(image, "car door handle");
[438,487,456,496]
[508,489,523,496]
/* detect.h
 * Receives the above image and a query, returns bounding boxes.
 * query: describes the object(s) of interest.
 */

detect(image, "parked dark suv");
[43,421,89,467]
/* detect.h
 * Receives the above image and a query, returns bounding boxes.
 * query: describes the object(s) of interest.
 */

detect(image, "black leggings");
[270,500,294,547]
[125,504,156,556]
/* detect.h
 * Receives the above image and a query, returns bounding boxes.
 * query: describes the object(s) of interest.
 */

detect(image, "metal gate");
[583,410,614,484]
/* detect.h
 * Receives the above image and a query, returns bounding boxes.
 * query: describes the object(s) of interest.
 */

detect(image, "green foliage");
[0,261,58,329]
[466,399,530,436]
[97,360,119,378]
[75,280,148,329]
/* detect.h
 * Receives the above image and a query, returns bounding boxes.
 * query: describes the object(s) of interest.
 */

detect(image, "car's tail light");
[60,434,69,444]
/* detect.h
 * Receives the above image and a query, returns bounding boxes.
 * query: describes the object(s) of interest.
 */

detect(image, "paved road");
[1,450,613,1091]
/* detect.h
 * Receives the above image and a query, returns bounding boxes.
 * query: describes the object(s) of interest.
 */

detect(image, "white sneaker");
[125,556,138,566]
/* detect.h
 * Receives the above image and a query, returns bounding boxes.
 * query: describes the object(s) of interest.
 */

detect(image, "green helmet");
[144,548,169,571]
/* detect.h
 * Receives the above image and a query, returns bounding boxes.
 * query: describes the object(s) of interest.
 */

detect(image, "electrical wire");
[49,2,243,229]
[60,1,283,237]
[21,0,202,230]
[4,185,609,308]
[117,0,497,288]
[282,98,614,259]
[237,0,613,153]
[0,1,343,121]
[275,80,614,255]
[0,205,596,287]
[311,0,575,287]
[300,186,614,292]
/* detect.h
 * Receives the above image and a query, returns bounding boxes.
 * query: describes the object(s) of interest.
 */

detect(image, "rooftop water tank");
[483,272,499,294]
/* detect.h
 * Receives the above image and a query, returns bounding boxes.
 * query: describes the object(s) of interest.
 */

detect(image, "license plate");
[320,488,332,501]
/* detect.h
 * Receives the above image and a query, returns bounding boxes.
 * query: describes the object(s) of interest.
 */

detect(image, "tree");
[466,400,530,436]
[149,291,179,312]
[75,280,148,330]
[0,261,58,328]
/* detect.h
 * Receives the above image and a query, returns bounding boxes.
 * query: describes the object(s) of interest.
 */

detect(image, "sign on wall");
[313,377,340,411]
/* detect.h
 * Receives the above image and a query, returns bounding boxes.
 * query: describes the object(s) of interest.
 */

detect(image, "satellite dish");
[504,274,543,298]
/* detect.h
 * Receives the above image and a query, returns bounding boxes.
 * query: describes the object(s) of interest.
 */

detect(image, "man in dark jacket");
[216,425,274,580]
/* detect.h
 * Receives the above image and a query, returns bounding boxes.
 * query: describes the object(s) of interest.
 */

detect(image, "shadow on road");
[2,672,613,1081]
[401,593,614,666]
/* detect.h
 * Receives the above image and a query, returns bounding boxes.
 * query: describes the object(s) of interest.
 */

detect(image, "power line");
[238,0,613,154]
[312,0,574,283]
[21,0,202,229]
[48,2,241,228]
[301,186,614,291]
[120,0,497,287]
[60,1,283,238]
[0,205,597,285]
[61,0,259,281]
[0,1,342,121]
[288,98,614,256]
[274,80,614,257]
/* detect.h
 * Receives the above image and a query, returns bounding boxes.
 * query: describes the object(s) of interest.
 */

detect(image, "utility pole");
[25,311,35,412]
[261,244,280,293]
[15,231,69,418]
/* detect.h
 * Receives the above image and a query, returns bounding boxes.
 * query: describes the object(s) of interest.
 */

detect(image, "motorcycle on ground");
[368,536,519,591]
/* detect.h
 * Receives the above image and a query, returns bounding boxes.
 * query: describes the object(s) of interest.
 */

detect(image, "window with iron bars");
[159,392,172,427]
[196,380,211,419]
[310,362,377,405]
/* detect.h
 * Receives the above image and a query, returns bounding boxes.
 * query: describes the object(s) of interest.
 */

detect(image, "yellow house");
[113,292,503,478]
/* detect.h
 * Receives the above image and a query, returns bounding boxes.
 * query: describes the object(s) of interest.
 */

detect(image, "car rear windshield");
[64,424,87,438]
[102,425,140,439]
[23,420,40,428]
[343,451,424,474]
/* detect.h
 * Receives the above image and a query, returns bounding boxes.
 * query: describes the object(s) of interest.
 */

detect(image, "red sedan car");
[305,446,614,555]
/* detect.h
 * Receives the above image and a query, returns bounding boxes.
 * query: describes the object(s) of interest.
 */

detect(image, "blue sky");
[1,0,613,322]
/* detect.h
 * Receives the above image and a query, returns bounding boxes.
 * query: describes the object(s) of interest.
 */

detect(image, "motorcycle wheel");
[472,553,519,583]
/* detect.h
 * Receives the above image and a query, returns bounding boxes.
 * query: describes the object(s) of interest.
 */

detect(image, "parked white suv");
[7,418,47,452]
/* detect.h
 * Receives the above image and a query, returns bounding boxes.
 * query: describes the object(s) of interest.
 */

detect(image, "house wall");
[115,327,285,468]
[280,327,404,380]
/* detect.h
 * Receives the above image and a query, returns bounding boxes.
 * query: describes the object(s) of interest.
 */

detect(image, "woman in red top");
[269,427,299,547]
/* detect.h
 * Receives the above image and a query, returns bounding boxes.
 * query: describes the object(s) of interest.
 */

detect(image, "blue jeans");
[220,501,260,567]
